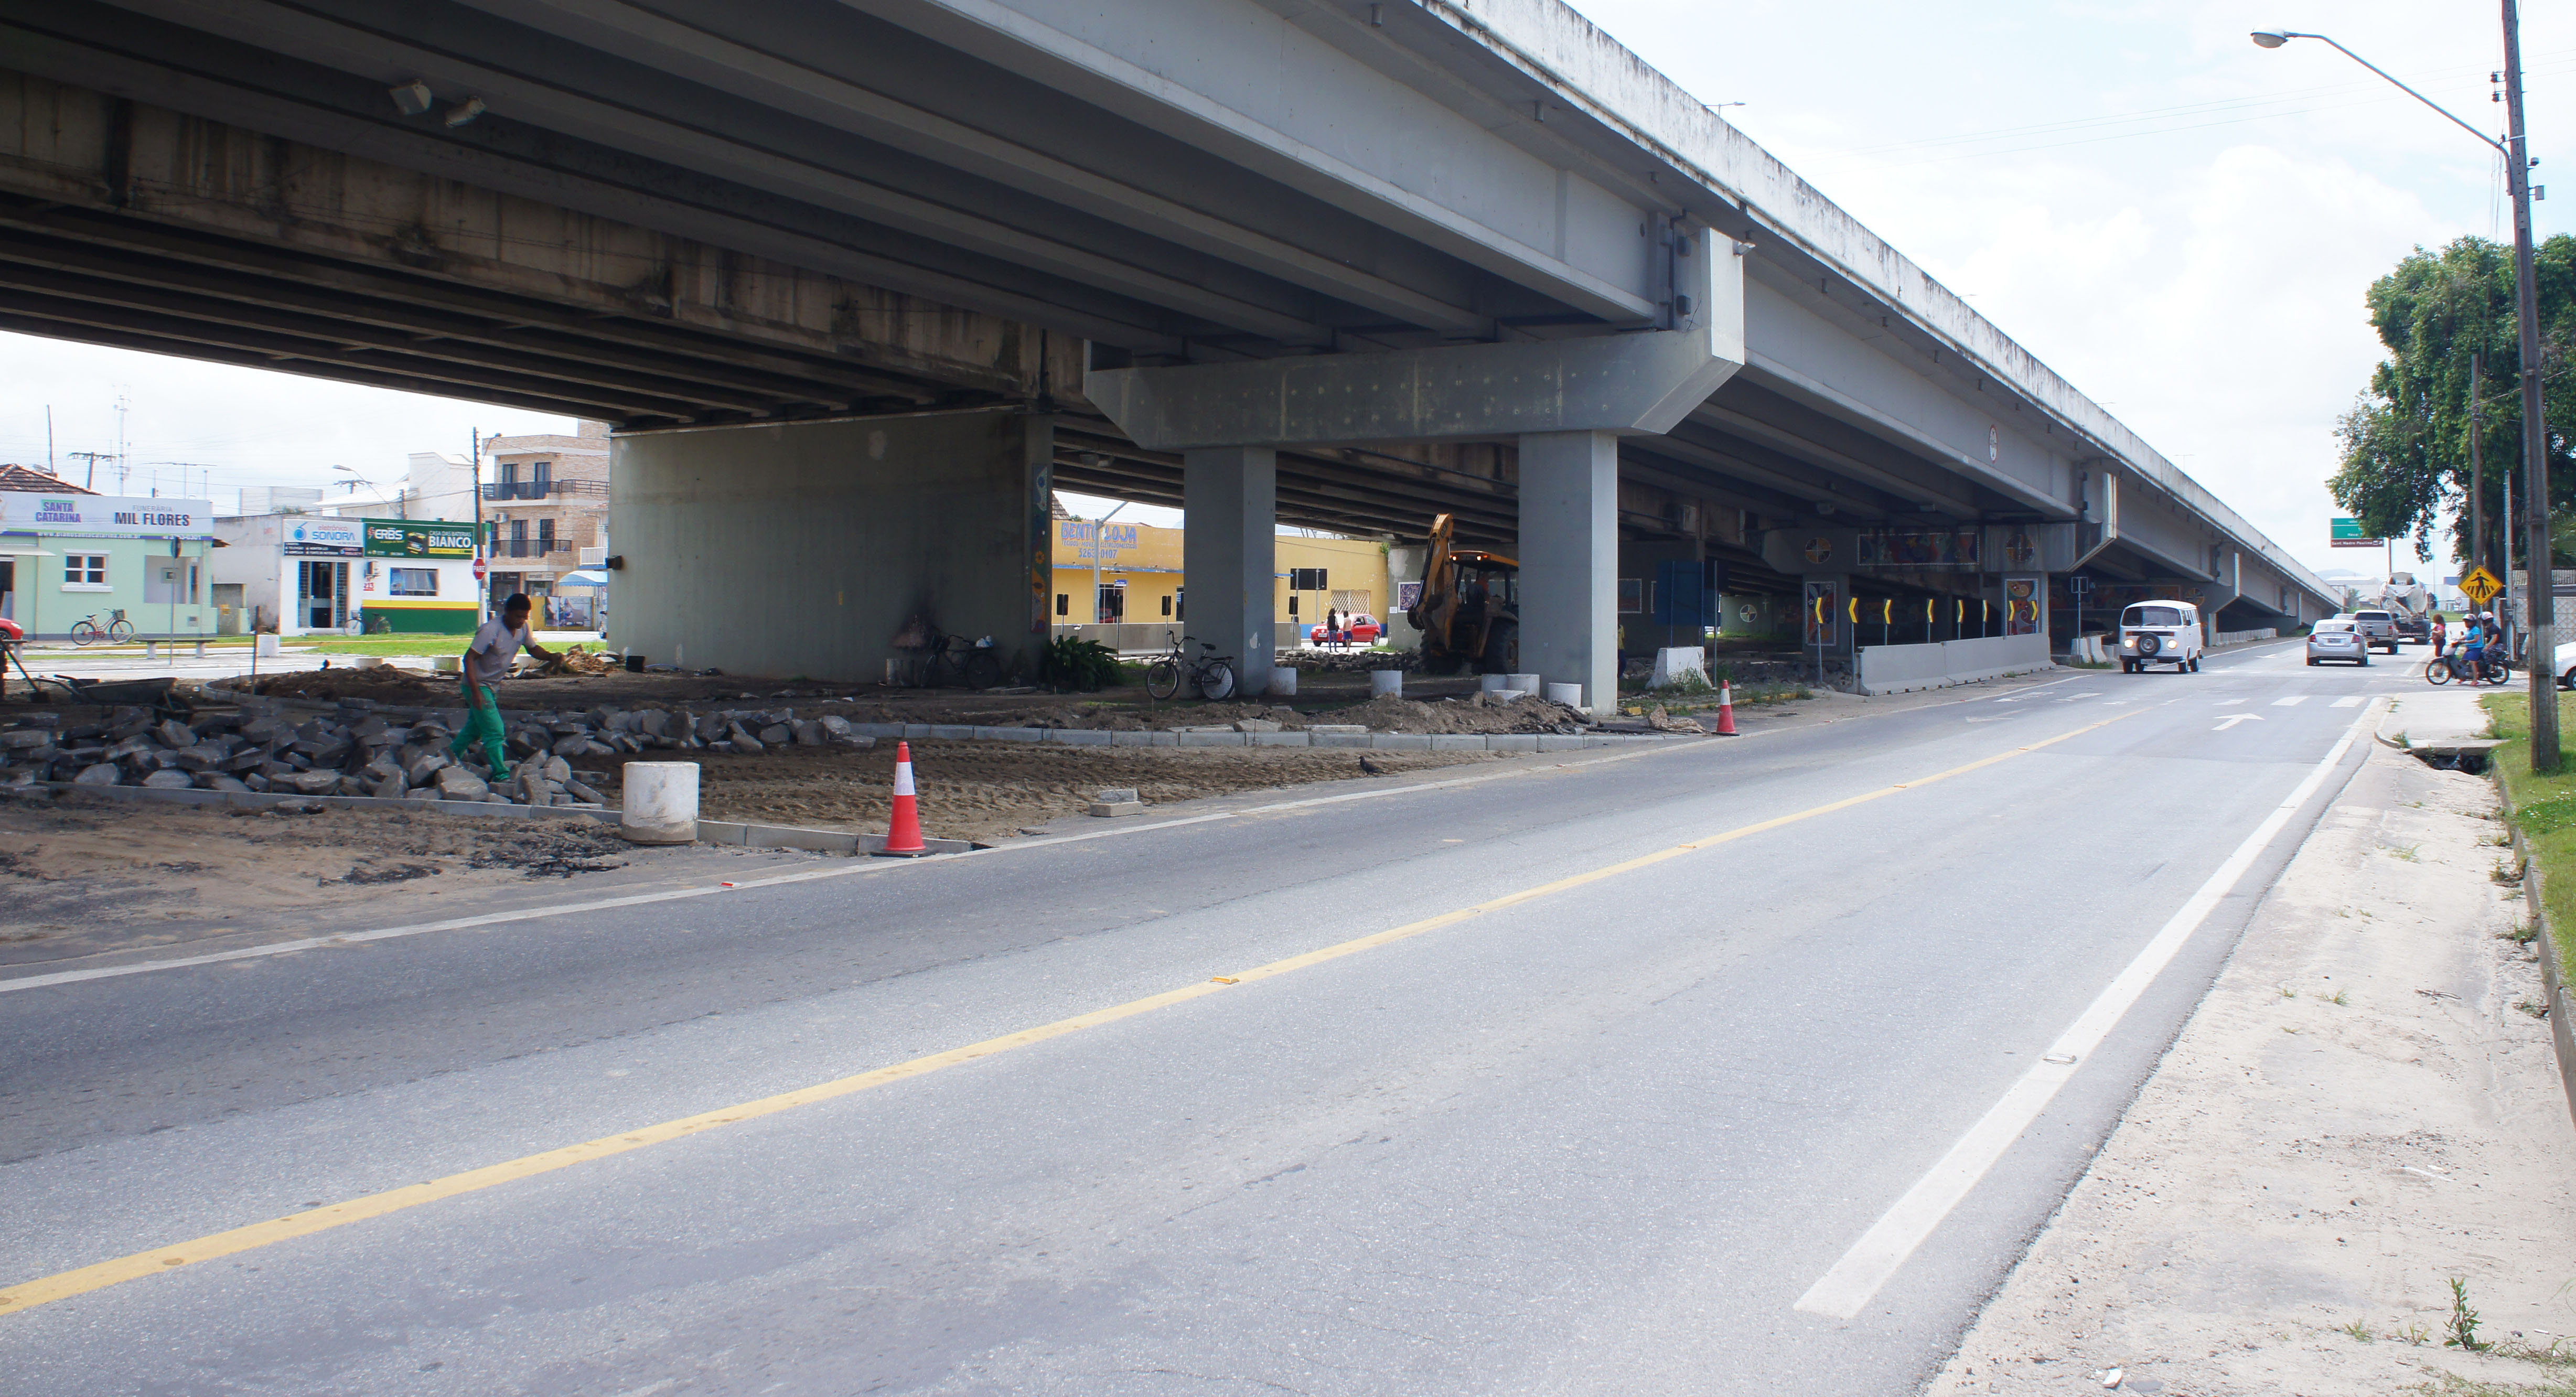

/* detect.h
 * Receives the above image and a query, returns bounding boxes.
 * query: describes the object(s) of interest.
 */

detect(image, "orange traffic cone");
[1714,682,1739,736]
[876,740,930,856]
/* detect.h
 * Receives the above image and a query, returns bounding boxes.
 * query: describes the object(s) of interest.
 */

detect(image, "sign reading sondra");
[363,520,481,557]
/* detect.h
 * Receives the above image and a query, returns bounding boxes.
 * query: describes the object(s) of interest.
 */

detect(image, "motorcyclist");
[2458,615,2488,682]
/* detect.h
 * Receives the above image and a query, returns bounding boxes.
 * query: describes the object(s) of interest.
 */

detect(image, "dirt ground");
[1928,746,2576,1397]
[0,791,827,968]
[602,741,1502,844]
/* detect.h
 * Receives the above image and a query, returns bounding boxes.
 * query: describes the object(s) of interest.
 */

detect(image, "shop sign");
[0,492,213,539]
[364,520,479,557]
[283,518,365,556]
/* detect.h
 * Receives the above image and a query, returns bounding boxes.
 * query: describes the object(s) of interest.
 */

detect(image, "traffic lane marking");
[1795,698,2384,1319]
[2333,696,2366,707]
[2272,695,2309,706]
[2213,714,2263,731]
[0,708,2151,1319]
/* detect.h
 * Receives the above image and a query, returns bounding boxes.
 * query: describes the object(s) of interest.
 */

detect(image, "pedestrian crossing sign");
[2462,565,2503,607]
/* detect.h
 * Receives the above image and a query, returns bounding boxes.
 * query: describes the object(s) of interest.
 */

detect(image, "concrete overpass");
[0,0,2339,706]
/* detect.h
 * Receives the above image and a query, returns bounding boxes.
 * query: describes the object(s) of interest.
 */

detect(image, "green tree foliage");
[2329,233,2576,566]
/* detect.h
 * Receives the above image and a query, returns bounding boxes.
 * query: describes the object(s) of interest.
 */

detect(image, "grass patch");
[291,635,493,657]
[2481,693,2576,992]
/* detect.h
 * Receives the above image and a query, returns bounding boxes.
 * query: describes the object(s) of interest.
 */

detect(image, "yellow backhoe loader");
[1406,513,1519,674]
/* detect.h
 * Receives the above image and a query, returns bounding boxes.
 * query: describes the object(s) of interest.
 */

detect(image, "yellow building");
[1049,517,1392,637]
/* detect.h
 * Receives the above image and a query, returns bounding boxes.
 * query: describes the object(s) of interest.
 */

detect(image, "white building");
[211,513,485,636]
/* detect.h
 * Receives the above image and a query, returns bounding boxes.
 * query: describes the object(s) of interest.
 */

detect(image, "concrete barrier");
[1370,670,1403,697]
[1271,667,1298,695]
[2214,627,2280,646]
[1647,648,1706,689]
[1546,681,1584,707]
[620,761,698,844]
[1855,632,2053,696]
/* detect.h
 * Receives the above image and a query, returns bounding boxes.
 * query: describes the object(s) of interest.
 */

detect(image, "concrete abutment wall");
[610,412,1050,684]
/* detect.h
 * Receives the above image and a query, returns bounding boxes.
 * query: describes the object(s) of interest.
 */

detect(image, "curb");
[2497,776,2576,1129]
[6,779,620,824]
[187,681,1683,753]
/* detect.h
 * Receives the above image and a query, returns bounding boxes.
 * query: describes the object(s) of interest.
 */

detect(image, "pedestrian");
[450,593,558,781]
[2432,614,2448,657]
[1325,607,1341,649]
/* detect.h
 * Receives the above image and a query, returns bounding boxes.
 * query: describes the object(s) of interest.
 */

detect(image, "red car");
[1307,614,1381,646]
[0,615,19,646]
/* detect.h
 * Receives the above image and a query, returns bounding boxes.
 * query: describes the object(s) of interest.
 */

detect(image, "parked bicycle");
[919,625,1003,690]
[1144,629,1237,701]
[68,609,135,647]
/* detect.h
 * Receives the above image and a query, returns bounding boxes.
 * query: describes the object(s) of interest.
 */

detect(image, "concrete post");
[1518,429,1617,714]
[1182,446,1276,696]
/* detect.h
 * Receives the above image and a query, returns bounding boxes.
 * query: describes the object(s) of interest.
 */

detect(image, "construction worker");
[450,593,557,781]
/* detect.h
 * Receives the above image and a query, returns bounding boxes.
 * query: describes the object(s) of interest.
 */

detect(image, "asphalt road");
[0,641,2426,1395]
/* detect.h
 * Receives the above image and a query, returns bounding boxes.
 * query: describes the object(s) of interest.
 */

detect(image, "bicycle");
[920,626,1003,690]
[1144,630,1236,701]
[68,609,134,647]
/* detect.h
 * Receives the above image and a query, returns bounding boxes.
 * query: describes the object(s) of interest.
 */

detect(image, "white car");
[2553,637,2576,689]
[2119,600,2205,673]
[2307,618,2368,667]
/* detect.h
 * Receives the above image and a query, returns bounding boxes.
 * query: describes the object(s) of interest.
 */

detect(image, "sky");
[0,1,2565,577]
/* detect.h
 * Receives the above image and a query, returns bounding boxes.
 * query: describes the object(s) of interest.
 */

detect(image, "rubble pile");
[1329,692,1589,736]
[0,697,874,807]
[0,705,616,807]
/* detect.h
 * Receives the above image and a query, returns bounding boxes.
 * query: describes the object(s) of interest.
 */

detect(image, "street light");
[2253,11,2557,770]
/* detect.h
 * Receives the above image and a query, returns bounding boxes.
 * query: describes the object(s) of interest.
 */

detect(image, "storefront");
[357,520,484,633]
[0,491,214,640]
[213,514,485,635]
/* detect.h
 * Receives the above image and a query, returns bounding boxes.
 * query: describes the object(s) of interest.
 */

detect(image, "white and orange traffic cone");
[1714,682,1739,736]
[876,740,930,856]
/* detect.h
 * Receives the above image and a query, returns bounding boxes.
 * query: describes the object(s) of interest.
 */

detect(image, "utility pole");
[68,450,112,490]
[2470,353,2486,586]
[2502,0,2557,769]
[44,405,52,475]
[471,427,488,625]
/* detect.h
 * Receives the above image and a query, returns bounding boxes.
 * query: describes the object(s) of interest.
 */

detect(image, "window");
[538,517,556,552]
[63,554,108,588]
[1617,578,1645,614]
[390,567,438,597]
[2126,605,2183,627]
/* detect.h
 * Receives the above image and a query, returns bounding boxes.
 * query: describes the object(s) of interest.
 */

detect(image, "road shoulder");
[1929,743,2576,1396]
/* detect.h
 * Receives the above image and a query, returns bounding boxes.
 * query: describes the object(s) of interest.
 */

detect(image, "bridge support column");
[1183,446,1277,696]
[610,411,1053,685]
[1518,429,1618,714]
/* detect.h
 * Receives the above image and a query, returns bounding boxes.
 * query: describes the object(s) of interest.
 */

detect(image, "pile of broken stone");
[0,700,877,806]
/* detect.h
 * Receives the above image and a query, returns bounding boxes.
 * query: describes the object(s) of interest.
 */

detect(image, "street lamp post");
[2254,12,2556,770]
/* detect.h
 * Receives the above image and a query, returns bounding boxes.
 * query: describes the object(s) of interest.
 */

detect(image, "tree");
[2328,233,2576,569]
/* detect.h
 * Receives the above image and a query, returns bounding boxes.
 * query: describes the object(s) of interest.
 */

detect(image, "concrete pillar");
[1182,446,1276,696]
[1518,429,1618,714]
[611,410,1053,684]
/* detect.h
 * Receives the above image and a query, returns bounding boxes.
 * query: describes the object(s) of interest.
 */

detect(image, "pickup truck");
[2346,609,2404,654]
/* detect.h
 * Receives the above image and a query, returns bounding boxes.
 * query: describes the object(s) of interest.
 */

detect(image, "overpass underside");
[0,0,2328,705]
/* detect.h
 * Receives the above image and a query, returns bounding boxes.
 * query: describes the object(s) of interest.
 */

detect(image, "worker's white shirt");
[464,618,531,687]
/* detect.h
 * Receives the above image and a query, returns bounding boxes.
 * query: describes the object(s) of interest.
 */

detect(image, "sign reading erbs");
[0,492,213,539]
[363,520,479,557]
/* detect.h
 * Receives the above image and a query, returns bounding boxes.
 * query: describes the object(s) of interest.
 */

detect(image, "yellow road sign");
[2462,566,2503,607]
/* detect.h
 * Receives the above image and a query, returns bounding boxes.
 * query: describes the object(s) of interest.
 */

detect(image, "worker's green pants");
[450,681,509,779]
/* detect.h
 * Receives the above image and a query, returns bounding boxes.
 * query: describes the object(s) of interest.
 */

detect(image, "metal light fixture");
[2253,10,2558,769]
[389,80,433,116]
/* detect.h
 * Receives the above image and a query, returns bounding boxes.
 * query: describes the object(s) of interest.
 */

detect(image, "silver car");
[2307,618,2368,667]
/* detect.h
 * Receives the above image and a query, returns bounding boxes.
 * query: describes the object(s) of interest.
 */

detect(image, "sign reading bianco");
[363,519,482,557]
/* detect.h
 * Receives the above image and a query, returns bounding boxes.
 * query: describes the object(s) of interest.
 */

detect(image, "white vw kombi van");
[2119,600,2205,673]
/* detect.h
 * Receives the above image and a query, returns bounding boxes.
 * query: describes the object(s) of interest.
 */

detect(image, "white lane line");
[2216,698,2246,706]
[2271,695,2309,707]
[1793,698,2382,1320]
[2213,713,2263,731]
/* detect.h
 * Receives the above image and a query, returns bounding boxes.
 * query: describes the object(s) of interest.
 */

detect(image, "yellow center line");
[0,708,2141,1318]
